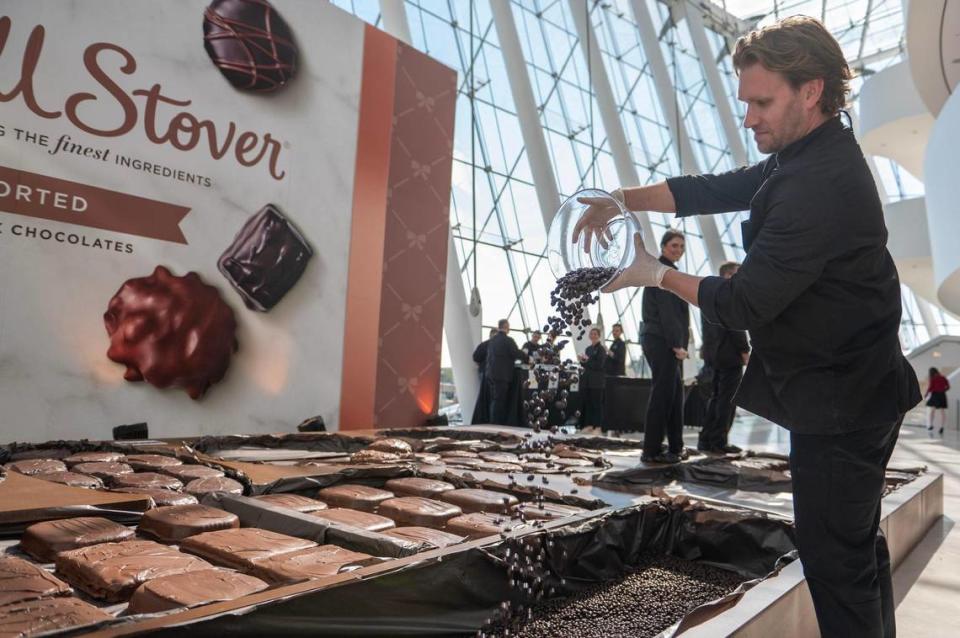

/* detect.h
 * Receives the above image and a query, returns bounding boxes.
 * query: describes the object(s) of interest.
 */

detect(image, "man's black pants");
[641,336,683,457]
[487,378,511,425]
[790,418,900,637]
[699,365,742,449]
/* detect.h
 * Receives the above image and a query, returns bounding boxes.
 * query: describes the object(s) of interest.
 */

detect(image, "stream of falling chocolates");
[477,266,616,638]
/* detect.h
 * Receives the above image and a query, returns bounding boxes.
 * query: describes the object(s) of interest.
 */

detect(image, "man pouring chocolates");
[575,16,918,638]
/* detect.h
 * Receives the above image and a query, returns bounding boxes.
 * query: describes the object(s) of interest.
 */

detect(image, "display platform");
[0,426,942,636]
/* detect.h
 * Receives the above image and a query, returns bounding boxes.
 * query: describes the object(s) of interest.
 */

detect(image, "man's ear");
[804,78,824,110]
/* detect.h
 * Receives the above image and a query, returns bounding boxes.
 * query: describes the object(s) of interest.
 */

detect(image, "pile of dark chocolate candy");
[485,553,745,638]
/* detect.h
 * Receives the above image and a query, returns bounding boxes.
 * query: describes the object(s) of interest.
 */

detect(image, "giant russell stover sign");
[0,1,456,439]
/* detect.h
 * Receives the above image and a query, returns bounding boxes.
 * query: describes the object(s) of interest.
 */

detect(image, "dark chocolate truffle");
[103,266,238,400]
[217,204,312,311]
[202,0,297,92]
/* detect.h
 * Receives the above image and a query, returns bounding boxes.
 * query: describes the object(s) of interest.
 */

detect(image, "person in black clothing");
[522,330,543,361]
[575,17,920,637]
[605,323,627,377]
[470,328,499,424]
[485,319,528,425]
[579,327,607,431]
[638,230,689,464]
[698,262,750,453]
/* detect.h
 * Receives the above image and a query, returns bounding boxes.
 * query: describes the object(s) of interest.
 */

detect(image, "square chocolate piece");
[0,556,71,605]
[377,497,462,528]
[71,462,133,481]
[20,517,135,562]
[113,488,199,508]
[179,528,316,570]
[439,489,519,514]
[137,504,239,542]
[248,545,374,584]
[63,451,126,466]
[55,540,212,602]
[160,465,224,481]
[316,485,394,512]
[124,454,182,472]
[5,459,67,476]
[127,568,268,614]
[446,513,527,539]
[252,494,328,513]
[384,477,455,498]
[382,527,465,550]
[0,597,113,635]
[311,508,395,532]
[218,203,312,311]
[34,471,104,489]
[110,472,183,491]
[183,476,244,497]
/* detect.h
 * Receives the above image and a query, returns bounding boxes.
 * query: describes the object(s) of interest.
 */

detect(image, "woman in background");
[926,367,950,435]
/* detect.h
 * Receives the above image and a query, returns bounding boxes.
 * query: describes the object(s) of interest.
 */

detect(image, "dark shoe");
[640,453,679,464]
[677,448,690,461]
[720,444,742,454]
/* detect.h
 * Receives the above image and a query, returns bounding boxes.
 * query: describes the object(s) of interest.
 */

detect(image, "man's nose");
[743,105,758,129]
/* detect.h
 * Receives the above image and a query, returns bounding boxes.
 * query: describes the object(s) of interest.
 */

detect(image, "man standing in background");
[698,262,749,453]
[486,320,528,425]
[605,323,627,377]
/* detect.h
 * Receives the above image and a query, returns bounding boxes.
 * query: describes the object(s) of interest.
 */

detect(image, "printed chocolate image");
[203,0,298,92]
[218,204,313,311]
[104,266,238,399]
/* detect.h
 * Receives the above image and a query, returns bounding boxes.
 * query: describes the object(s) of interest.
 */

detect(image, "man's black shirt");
[701,316,749,369]
[485,332,527,383]
[667,116,920,434]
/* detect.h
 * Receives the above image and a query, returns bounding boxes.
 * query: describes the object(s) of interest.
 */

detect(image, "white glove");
[602,233,670,292]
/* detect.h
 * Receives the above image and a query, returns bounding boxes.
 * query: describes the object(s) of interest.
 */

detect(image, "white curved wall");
[885,197,940,303]
[924,88,960,314]
[859,61,934,179]
[907,0,955,116]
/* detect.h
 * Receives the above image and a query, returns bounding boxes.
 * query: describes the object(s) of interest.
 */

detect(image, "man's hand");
[601,233,669,293]
[673,347,688,360]
[572,193,621,255]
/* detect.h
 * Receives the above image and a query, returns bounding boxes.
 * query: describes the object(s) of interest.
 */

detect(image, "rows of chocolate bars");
[0,468,589,635]
[4,451,243,506]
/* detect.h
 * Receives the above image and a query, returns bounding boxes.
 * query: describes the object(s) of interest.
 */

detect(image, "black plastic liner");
[190,433,375,456]
[587,453,924,497]
[144,498,796,637]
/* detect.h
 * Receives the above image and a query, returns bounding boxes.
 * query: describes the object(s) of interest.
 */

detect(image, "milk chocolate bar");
[252,494,328,513]
[184,476,244,498]
[110,472,183,491]
[124,454,183,472]
[217,204,312,311]
[113,488,199,508]
[63,452,126,466]
[383,527,465,550]
[384,477,455,498]
[20,517,135,562]
[161,465,224,481]
[126,568,268,614]
[440,489,519,514]
[5,459,67,476]
[179,528,316,570]
[247,545,374,584]
[137,504,239,542]
[445,513,527,539]
[316,485,394,512]
[0,556,71,605]
[377,497,462,528]
[311,508,395,532]
[55,540,212,602]
[0,596,113,635]
[33,471,103,489]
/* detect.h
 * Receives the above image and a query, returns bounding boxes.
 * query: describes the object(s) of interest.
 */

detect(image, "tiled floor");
[675,411,960,637]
